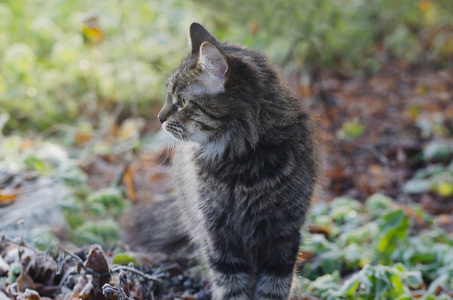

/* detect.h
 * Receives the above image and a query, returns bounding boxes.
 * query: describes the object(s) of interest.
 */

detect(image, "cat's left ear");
[198,42,228,92]
[189,23,218,55]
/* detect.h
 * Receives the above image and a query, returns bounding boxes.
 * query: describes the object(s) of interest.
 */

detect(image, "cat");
[123,23,319,300]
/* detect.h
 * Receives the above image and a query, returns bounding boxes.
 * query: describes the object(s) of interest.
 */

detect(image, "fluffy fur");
[123,23,319,300]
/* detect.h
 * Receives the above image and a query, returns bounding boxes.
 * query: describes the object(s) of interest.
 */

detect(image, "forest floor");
[1,63,453,299]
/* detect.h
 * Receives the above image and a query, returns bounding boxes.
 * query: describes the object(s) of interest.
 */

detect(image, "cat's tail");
[121,197,190,254]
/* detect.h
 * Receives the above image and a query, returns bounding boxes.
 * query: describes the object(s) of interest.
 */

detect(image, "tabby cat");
[124,23,318,300]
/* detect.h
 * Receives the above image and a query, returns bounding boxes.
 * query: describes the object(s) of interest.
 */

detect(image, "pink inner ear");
[214,63,226,80]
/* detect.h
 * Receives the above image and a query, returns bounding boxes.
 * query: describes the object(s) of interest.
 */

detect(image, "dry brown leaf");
[17,271,35,292]
[123,166,137,201]
[393,203,424,225]
[247,21,259,35]
[297,252,315,262]
[0,191,17,204]
[75,131,93,145]
[180,293,198,300]
[84,245,111,290]
[307,224,331,237]
[20,288,50,300]
[19,139,34,151]
[419,0,432,12]
[297,84,311,97]
[85,246,109,274]
[71,276,94,300]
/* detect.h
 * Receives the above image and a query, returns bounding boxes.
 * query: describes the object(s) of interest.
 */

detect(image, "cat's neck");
[194,131,255,163]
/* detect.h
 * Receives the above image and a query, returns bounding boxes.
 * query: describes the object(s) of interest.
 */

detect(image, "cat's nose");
[158,104,172,124]
[158,113,167,124]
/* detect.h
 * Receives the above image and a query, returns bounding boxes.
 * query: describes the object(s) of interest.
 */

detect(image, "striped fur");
[127,23,318,300]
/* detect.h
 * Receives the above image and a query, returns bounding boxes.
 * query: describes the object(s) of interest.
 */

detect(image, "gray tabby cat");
[124,23,318,300]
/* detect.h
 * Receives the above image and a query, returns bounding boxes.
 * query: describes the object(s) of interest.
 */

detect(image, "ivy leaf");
[375,210,410,263]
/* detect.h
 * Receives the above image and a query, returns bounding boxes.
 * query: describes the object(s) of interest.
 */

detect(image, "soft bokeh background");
[1,1,453,299]
[1,0,453,132]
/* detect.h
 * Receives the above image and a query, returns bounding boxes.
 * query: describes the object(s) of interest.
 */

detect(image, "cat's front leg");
[204,240,252,300]
[254,233,300,300]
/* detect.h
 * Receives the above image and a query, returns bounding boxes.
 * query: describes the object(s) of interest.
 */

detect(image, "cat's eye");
[177,95,187,107]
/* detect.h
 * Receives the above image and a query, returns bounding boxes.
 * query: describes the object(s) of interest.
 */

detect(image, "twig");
[56,256,74,276]
[59,247,88,272]
[102,270,134,300]
[111,265,161,282]
[15,180,56,195]
[57,269,78,293]
[0,218,24,231]
[366,145,390,166]
[119,270,131,297]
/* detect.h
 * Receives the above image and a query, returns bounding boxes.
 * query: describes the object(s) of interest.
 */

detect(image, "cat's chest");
[173,142,288,209]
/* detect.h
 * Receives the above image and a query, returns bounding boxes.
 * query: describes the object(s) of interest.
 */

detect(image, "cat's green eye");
[178,95,187,107]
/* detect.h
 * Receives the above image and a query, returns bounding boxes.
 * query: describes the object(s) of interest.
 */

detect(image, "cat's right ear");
[189,23,218,55]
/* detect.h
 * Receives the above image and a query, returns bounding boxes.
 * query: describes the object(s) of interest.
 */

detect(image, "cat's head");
[159,23,276,157]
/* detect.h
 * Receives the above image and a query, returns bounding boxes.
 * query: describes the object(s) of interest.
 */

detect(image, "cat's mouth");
[162,121,186,141]
[162,120,212,145]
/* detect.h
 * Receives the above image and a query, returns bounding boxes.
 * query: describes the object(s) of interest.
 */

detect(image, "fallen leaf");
[307,224,331,237]
[419,0,432,13]
[19,139,34,151]
[83,16,105,44]
[20,288,47,300]
[297,252,315,262]
[123,166,137,201]
[74,131,92,145]
[17,271,35,292]
[0,191,17,204]
[247,21,259,35]
[394,203,424,225]
[71,276,94,300]
[84,245,111,289]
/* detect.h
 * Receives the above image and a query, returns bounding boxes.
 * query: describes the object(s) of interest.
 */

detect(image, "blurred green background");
[1,0,453,133]
[1,2,453,298]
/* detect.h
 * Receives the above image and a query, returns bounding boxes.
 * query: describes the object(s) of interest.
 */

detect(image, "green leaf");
[403,179,431,194]
[423,142,452,161]
[375,210,409,263]
[8,263,22,282]
[426,274,450,296]
[74,219,121,246]
[112,253,138,266]
[87,187,126,217]
[23,153,51,173]
[337,121,365,140]
[366,193,393,217]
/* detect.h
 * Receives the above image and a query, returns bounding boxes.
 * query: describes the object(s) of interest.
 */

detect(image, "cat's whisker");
[158,135,176,168]
[181,130,192,143]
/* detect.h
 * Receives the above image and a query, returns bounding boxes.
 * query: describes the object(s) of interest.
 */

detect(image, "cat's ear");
[189,23,218,55]
[198,42,228,92]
